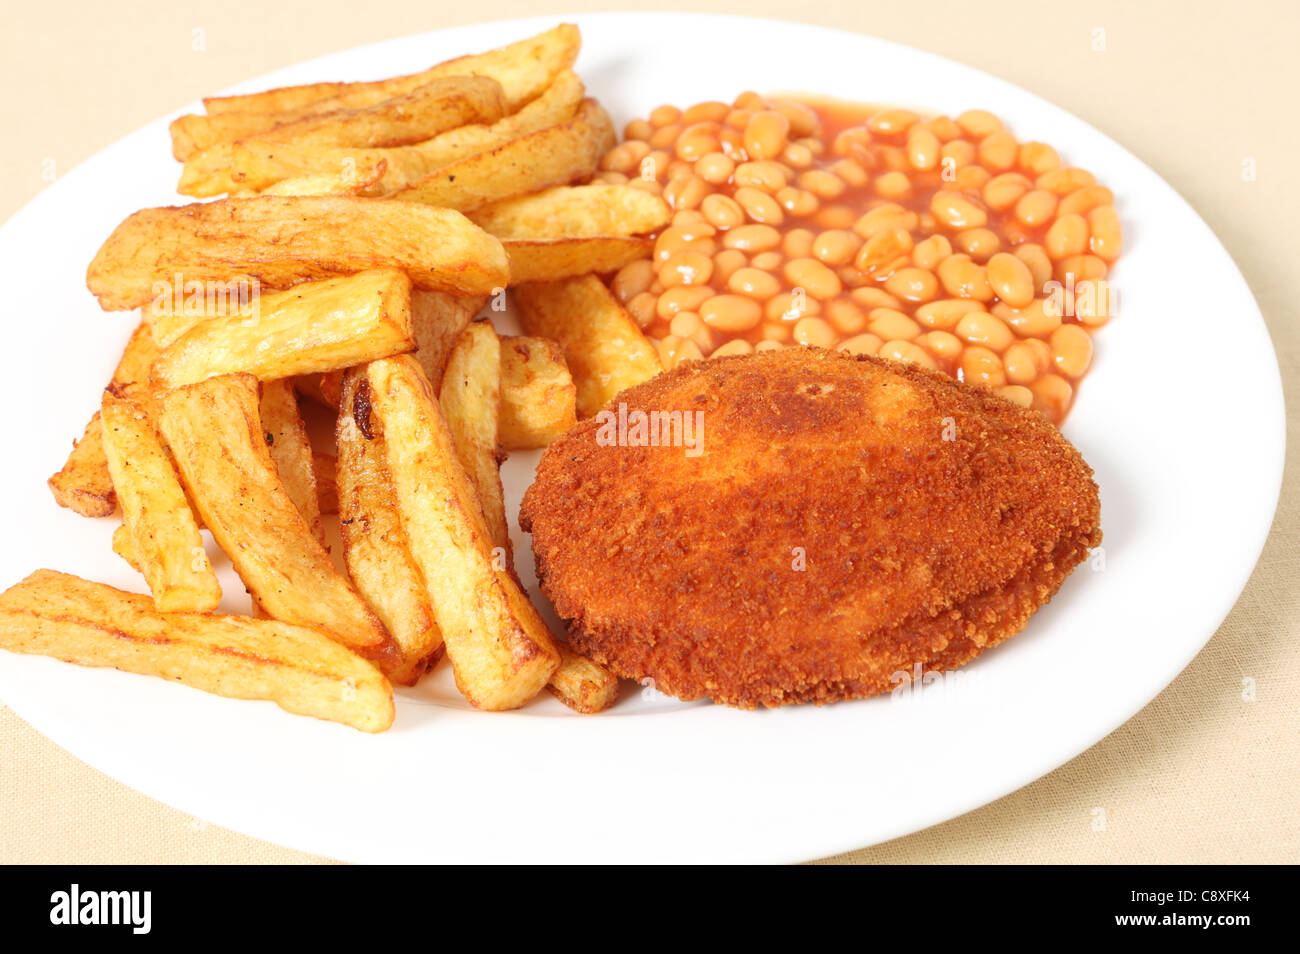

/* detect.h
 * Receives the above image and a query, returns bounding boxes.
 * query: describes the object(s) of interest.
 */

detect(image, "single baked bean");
[996,385,1033,407]
[727,266,781,299]
[868,109,920,136]
[700,294,762,332]
[931,192,989,229]
[722,224,782,252]
[907,128,941,170]
[649,123,682,149]
[669,310,703,338]
[743,111,791,161]
[853,204,918,237]
[735,187,784,224]
[856,228,913,274]
[960,346,1006,387]
[754,339,785,351]
[1088,206,1122,261]
[782,228,815,258]
[986,252,1036,307]
[612,259,655,303]
[811,229,861,267]
[874,171,913,200]
[1014,189,1058,227]
[701,193,745,229]
[912,235,953,270]
[782,142,815,168]
[624,118,653,141]
[1058,184,1115,217]
[824,298,868,333]
[956,109,1004,138]
[918,330,963,362]
[649,104,682,127]
[956,310,1014,351]
[1031,374,1073,420]
[1017,141,1061,175]
[941,139,977,169]
[923,115,963,141]
[869,308,921,340]
[879,339,937,369]
[1003,341,1044,384]
[626,291,658,327]
[839,333,884,355]
[734,160,788,192]
[771,99,820,137]
[664,174,709,211]
[830,158,869,187]
[885,267,939,303]
[937,253,994,301]
[998,298,1061,337]
[751,250,783,271]
[816,205,857,229]
[696,151,736,184]
[978,131,1018,170]
[1070,279,1115,327]
[659,250,713,287]
[711,339,754,358]
[983,172,1032,210]
[793,316,836,347]
[954,166,992,193]
[785,257,843,299]
[1045,213,1089,259]
[655,285,713,321]
[676,123,721,162]
[799,169,848,199]
[955,228,1001,261]
[766,292,820,322]
[1050,324,1094,377]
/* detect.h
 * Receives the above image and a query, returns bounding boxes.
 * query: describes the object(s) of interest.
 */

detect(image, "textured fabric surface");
[1,0,1295,864]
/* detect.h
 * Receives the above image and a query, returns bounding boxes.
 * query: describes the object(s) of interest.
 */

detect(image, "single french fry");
[256,161,389,197]
[87,197,508,312]
[173,74,504,165]
[337,369,443,685]
[48,322,161,517]
[498,335,577,449]
[410,290,486,389]
[203,23,579,116]
[439,322,510,568]
[100,393,221,613]
[394,99,614,212]
[0,570,393,732]
[364,355,559,709]
[158,373,397,666]
[469,185,671,238]
[150,269,414,388]
[260,380,323,544]
[513,276,662,417]
[500,237,652,285]
[227,70,585,196]
[547,646,620,714]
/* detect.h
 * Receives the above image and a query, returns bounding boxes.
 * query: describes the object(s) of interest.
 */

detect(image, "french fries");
[87,197,508,312]
[158,374,397,666]
[151,268,415,388]
[174,74,505,164]
[364,355,559,709]
[548,646,620,714]
[227,69,585,196]
[257,162,389,197]
[100,393,221,612]
[260,380,324,544]
[203,24,579,117]
[513,276,662,417]
[438,322,510,567]
[394,99,614,211]
[498,336,577,449]
[48,322,160,517]
[0,570,393,732]
[313,453,338,514]
[337,370,443,685]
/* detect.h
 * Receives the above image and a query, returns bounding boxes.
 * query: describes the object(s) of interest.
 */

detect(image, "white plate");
[0,13,1284,864]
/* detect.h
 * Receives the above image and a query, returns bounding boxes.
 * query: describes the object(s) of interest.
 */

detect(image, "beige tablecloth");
[1,0,1295,864]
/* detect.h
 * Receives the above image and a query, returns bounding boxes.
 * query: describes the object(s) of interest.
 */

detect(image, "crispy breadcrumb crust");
[520,348,1101,708]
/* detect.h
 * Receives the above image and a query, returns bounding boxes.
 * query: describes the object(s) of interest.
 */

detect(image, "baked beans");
[602,94,1121,424]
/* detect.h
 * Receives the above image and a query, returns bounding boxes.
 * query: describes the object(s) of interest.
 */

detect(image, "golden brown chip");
[498,335,577,450]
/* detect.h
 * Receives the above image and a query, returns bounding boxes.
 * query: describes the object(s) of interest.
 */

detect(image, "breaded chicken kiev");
[520,348,1101,708]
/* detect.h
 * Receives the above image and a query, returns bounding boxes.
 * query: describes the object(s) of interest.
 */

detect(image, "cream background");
[1,0,1295,864]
